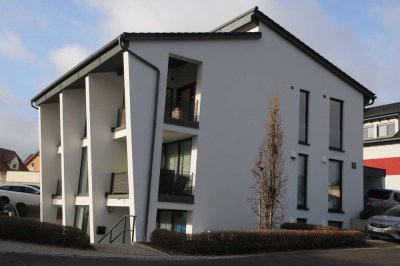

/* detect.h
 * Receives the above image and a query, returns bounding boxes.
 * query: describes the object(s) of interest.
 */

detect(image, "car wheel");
[15,202,27,217]
[0,196,10,210]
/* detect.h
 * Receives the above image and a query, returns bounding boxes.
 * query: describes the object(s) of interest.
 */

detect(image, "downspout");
[119,36,160,242]
[31,100,39,110]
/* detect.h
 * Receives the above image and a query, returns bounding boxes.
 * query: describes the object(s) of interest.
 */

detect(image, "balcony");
[52,179,62,206]
[106,172,129,199]
[111,107,126,131]
[164,96,199,129]
[158,169,194,204]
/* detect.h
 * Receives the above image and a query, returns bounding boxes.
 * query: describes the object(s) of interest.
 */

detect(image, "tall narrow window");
[162,139,192,175]
[329,99,343,150]
[77,147,88,195]
[74,205,90,235]
[298,90,309,144]
[297,154,308,209]
[328,160,342,212]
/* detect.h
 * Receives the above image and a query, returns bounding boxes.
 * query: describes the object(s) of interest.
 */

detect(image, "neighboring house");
[363,102,400,190]
[0,148,28,182]
[31,7,375,243]
[24,151,40,172]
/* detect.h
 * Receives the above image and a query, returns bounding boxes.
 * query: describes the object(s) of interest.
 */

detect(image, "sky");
[0,0,399,159]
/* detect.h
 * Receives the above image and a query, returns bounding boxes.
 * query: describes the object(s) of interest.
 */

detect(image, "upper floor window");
[363,126,374,139]
[329,98,343,150]
[298,90,309,144]
[377,123,395,138]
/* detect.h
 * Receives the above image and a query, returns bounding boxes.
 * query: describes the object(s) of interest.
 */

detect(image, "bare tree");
[251,92,286,230]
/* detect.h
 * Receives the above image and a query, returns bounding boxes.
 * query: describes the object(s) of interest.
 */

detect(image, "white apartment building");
[32,7,376,243]
[364,102,400,190]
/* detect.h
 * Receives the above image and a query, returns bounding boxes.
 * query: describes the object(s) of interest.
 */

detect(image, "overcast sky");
[0,0,399,159]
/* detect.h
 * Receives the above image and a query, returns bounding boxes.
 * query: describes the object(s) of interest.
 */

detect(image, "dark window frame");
[161,138,192,175]
[329,98,344,151]
[297,153,308,210]
[156,209,188,233]
[297,218,307,224]
[328,220,343,228]
[328,159,343,213]
[298,89,310,145]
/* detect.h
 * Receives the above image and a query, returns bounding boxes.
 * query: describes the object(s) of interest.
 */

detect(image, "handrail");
[97,215,136,244]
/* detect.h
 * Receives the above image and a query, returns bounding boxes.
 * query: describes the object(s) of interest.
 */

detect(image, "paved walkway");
[0,239,169,259]
[0,238,396,260]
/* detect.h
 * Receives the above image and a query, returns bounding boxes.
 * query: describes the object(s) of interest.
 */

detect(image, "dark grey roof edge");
[252,9,376,102]
[31,36,121,104]
[122,32,262,41]
[211,6,259,32]
[363,137,400,146]
[31,32,261,105]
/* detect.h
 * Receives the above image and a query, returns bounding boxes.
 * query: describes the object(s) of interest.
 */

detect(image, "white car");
[0,183,40,206]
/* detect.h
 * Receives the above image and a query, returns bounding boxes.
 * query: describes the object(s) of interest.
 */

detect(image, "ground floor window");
[74,205,90,235]
[297,218,307,224]
[156,209,187,233]
[328,220,343,228]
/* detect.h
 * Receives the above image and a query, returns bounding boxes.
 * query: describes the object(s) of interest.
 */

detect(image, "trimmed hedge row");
[0,216,91,249]
[280,223,338,231]
[151,229,365,255]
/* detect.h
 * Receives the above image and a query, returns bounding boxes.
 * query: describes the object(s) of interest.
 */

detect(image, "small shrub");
[151,229,365,255]
[0,216,91,249]
[280,223,338,231]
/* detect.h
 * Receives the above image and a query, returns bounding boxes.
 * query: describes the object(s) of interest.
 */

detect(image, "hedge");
[0,216,91,249]
[151,229,365,255]
[280,223,338,230]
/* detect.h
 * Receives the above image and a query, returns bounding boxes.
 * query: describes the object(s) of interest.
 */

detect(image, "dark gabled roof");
[31,31,261,106]
[212,7,376,104]
[122,32,261,41]
[364,102,400,119]
[0,148,28,172]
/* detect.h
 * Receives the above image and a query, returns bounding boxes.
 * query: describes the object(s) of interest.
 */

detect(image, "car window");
[394,193,400,203]
[10,186,24,192]
[385,207,400,217]
[23,187,39,194]
[0,186,10,190]
[29,185,40,190]
[368,189,392,200]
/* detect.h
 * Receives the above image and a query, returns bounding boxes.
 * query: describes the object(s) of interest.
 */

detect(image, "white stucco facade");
[34,8,374,243]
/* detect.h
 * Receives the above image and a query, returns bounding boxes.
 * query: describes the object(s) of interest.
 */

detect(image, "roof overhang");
[31,32,261,106]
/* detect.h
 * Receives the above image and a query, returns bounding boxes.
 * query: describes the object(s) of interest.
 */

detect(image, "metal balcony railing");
[165,97,199,126]
[158,169,193,197]
[105,172,129,198]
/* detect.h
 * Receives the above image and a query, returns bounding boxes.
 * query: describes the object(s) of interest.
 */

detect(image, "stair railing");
[97,215,136,244]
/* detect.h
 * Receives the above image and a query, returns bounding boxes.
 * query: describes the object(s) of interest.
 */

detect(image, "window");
[74,206,89,235]
[0,186,10,190]
[10,186,24,192]
[363,126,374,139]
[161,139,192,175]
[329,98,343,150]
[297,218,307,224]
[298,90,309,144]
[23,187,39,194]
[377,123,395,137]
[77,147,88,195]
[394,192,400,203]
[156,209,187,233]
[12,163,17,169]
[297,154,308,209]
[328,160,342,212]
[328,221,342,228]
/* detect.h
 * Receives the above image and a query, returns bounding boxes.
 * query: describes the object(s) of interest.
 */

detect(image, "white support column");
[86,72,126,243]
[60,90,86,226]
[39,102,61,223]
[123,51,165,241]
